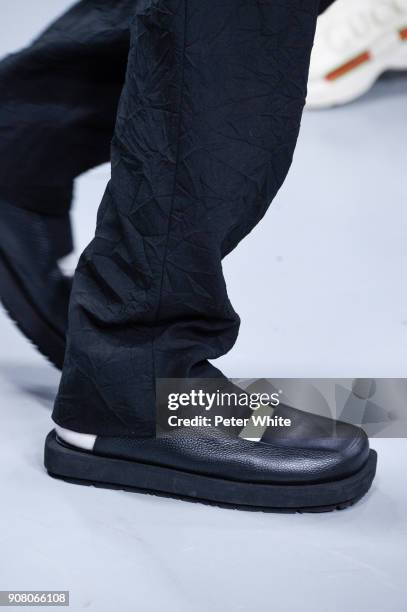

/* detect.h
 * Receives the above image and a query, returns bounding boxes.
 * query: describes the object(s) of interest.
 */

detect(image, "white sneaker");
[307,0,407,108]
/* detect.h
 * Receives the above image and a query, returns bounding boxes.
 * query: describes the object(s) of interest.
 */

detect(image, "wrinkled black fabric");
[50,0,322,437]
[0,0,333,216]
[0,0,133,215]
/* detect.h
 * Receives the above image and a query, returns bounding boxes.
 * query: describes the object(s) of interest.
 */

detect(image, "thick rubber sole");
[0,249,66,369]
[307,41,407,109]
[44,430,378,513]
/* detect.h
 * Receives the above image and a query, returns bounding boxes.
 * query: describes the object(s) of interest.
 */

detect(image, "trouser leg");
[0,0,134,216]
[319,0,336,13]
[53,0,321,437]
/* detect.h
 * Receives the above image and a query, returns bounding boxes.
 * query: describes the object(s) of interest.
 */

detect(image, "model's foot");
[307,0,407,108]
[0,200,72,368]
[45,405,377,512]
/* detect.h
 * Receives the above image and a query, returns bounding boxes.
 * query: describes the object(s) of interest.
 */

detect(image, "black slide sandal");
[44,430,377,513]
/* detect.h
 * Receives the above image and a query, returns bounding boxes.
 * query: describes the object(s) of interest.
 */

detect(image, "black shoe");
[44,407,377,512]
[0,200,72,369]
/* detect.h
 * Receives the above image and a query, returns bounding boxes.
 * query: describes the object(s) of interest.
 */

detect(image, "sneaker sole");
[0,249,66,369]
[307,35,407,108]
[44,430,378,513]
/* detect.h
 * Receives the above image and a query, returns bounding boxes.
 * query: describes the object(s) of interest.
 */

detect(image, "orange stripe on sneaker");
[399,27,407,40]
[325,51,371,81]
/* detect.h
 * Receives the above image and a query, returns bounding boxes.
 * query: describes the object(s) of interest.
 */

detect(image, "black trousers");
[0,0,333,216]
[0,0,134,215]
[0,0,332,437]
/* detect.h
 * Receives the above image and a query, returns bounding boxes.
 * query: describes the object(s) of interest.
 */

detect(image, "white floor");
[1,2,407,611]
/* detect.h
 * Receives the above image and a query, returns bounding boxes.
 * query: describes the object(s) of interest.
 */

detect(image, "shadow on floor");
[0,361,60,410]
